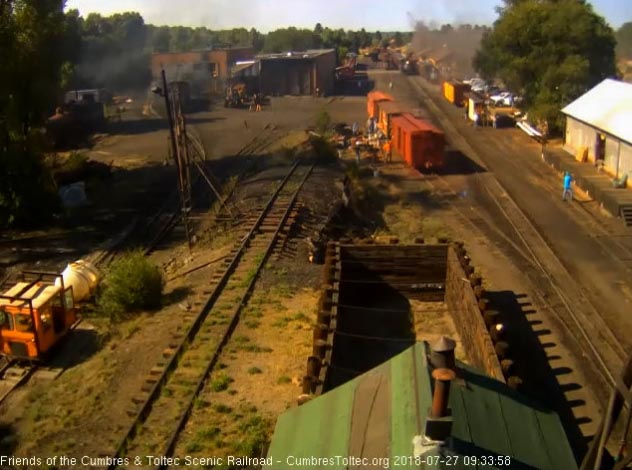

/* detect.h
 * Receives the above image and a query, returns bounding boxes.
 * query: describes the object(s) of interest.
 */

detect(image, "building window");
[209,63,218,77]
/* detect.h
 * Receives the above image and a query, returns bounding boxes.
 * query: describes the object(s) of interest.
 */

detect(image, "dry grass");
[175,287,317,461]
[410,301,468,363]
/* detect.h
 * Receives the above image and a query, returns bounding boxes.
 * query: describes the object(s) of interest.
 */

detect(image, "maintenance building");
[562,78,632,184]
[256,49,336,96]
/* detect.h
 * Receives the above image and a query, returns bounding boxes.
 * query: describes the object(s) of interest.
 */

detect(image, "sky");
[65,0,631,31]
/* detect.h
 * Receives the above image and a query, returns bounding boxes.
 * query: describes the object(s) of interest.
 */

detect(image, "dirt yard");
[0,70,601,465]
[0,94,355,462]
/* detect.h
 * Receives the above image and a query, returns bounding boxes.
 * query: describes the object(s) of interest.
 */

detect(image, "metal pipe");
[431,368,456,418]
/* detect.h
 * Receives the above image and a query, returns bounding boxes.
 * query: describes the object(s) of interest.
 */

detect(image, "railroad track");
[106,161,313,470]
[0,358,34,404]
[405,74,627,401]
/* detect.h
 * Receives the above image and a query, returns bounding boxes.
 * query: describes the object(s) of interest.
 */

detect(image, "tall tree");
[474,0,616,131]
[0,0,66,226]
[151,26,171,52]
[616,22,632,59]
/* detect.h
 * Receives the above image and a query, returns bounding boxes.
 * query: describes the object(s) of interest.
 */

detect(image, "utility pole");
[161,68,192,250]
[161,69,179,173]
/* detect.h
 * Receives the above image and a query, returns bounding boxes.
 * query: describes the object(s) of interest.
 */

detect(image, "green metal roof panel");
[267,375,355,470]
[533,405,579,470]
[267,342,578,470]
[455,371,514,458]
[390,343,424,461]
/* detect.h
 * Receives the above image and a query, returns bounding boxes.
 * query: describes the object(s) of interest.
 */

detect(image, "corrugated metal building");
[267,342,578,470]
[151,47,254,97]
[257,49,336,96]
[562,79,632,182]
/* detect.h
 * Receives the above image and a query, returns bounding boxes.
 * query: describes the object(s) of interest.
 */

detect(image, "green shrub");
[98,251,164,319]
[214,404,232,414]
[247,367,262,375]
[234,415,270,457]
[315,109,331,134]
[309,135,337,164]
[62,151,89,173]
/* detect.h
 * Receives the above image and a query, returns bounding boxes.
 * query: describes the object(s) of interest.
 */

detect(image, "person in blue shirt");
[562,171,573,202]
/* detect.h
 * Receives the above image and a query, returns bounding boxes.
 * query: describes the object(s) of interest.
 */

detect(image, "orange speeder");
[0,272,78,361]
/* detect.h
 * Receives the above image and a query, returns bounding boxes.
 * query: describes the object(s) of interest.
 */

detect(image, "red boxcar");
[366,91,394,119]
[392,113,445,170]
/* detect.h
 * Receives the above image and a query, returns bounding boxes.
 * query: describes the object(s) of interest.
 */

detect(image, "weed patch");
[211,374,234,392]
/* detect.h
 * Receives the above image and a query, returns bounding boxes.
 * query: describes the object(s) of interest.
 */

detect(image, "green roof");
[266,342,577,470]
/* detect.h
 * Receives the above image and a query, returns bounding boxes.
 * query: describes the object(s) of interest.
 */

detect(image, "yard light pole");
[152,68,192,250]
[160,69,179,168]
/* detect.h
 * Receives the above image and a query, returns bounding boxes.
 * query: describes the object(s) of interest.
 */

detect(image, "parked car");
[490,91,512,106]
[485,85,502,96]
[470,78,487,94]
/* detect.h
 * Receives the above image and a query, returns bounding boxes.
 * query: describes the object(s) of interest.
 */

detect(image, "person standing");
[383,139,392,163]
[352,122,358,136]
[354,139,361,163]
[473,110,479,128]
[562,171,573,202]
[255,93,262,112]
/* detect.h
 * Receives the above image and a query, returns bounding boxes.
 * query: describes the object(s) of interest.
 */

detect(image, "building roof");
[256,48,335,60]
[231,62,256,74]
[562,79,632,145]
[267,342,577,470]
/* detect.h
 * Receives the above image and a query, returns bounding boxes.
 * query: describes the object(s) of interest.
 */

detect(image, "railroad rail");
[0,125,285,408]
[405,75,628,403]
[106,161,313,470]
[0,358,33,405]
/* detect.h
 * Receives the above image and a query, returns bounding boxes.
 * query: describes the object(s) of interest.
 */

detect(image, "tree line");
[67,13,412,91]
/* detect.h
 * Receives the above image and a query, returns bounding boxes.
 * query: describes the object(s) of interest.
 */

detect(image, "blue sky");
[65,0,631,31]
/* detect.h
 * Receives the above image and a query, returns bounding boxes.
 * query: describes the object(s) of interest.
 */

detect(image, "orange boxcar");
[377,100,408,137]
[392,113,445,170]
[366,91,394,119]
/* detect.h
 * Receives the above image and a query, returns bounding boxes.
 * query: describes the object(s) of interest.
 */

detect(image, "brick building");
[256,49,336,96]
[151,47,254,97]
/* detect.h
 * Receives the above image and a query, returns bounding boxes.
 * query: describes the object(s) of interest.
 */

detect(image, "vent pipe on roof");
[431,368,455,419]
[420,367,455,444]
[429,336,456,371]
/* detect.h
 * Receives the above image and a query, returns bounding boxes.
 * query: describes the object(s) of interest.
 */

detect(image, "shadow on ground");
[487,290,589,462]
[326,277,414,391]
[441,149,487,175]
[0,423,18,454]
[46,327,101,370]
[106,116,224,135]
[334,79,375,96]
